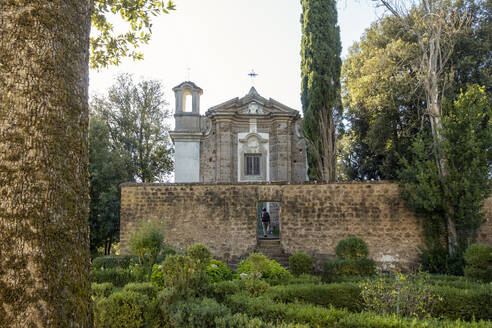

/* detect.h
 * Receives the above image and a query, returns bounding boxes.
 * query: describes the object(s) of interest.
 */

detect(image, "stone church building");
[120,81,492,269]
[169,81,308,183]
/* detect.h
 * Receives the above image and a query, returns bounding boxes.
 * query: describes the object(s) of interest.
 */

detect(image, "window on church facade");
[245,155,261,176]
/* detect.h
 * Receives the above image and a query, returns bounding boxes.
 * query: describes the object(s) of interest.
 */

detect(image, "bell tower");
[170,81,203,182]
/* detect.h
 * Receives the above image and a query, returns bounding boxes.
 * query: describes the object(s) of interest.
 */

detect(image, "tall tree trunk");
[319,108,337,182]
[423,31,459,254]
[0,1,92,327]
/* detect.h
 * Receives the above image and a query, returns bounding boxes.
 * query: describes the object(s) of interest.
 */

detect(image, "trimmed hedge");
[227,292,491,328]
[263,280,492,321]
[91,269,138,287]
[91,282,113,299]
[214,313,310,328]
[123,282,159,299]
[289,252,313,276]
[92,255,138,270]
[429,274,488,290]
[94,290,149,327]
[432,285,492,321]
[282,274,322,285]
[265,283,362,312]
[464,244,492,282]
[323,258,376,282]
[335,237,369,259]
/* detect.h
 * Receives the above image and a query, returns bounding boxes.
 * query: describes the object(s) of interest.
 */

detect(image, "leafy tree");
[342,0,491,182]
[341,17,424,180]
[375,0,481,253]
[91,0,176,68]
[400,85,492,264]
[129,219,165,281]
[301,0,342,182]
[89,115,129,255]
[92,74,174,182]
[440,85,491,249]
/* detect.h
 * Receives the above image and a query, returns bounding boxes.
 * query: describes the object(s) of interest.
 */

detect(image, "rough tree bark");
[319,107,337,183]
[0,1,92,327]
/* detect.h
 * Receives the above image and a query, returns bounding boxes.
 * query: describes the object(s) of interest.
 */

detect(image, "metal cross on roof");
[248,69,259,85]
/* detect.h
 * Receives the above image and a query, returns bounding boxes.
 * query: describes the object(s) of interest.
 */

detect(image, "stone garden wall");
[120,182,492,268]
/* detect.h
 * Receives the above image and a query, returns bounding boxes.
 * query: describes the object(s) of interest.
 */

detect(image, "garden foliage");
[288,252,313,276]
[360,272,441,319]
[335,237,369,259]
[128,219,166,281]
[464,243,492,282]
[323,237,376,281]
[206,259,233,283]
[237,253,292,284]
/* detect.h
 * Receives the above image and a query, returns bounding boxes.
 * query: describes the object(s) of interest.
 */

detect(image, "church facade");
[170,81,308,183]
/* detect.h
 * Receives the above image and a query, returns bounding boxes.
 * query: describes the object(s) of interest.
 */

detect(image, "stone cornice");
[169,131,203,143]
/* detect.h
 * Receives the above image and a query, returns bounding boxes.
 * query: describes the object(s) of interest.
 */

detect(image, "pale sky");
[89,0,384,114]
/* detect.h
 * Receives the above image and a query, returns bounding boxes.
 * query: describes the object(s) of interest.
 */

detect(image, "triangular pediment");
[206,87,299,117]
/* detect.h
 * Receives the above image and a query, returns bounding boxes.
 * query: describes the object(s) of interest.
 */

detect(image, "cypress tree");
[300,0,342,182]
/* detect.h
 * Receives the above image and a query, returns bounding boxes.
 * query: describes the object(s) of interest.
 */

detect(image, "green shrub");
[289,252,312,276]
[432,284,492,321]
[323,258,376,282]
[161,254,209,297]
[360,272,441,319]
[209,280,243,302]
[418,246,464,275]
[93,255,138,270]
[128,219,165,281]
[150,264,165,287]
[237,253,292,284]
[206,258,233,283]
[156,244,176,263]
[463,266,491,283]
[128,262,148,282]
[335,237,369,259]
[244,278,270,297]
[464,243,492,282]
[91,269,137,287]
[171,298,231,327]
[91,282,113,299]
[214,313,310,328]
[187,242,212,264]
[94,290,149,328]
[123,282,159,299]
[265,283,362,312]
[282,274,321,285]
[227,292,489,328]
[428,274,485,289]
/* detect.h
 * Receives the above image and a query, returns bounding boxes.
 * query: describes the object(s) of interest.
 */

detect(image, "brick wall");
[120,182,492,268]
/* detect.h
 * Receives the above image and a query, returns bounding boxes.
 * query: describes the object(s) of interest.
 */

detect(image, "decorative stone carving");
[202,117,212,135]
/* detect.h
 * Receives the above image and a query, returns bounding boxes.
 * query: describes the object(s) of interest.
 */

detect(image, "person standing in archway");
[261,208,271,237]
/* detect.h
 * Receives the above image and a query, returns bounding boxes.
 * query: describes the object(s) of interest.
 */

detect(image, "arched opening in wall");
[183,90,192,112]
[257,201,280,240]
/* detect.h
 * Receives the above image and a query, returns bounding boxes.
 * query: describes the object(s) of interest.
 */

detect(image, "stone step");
[256,250,284,256]
[257,248,282,252]
[257,239,281,245]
